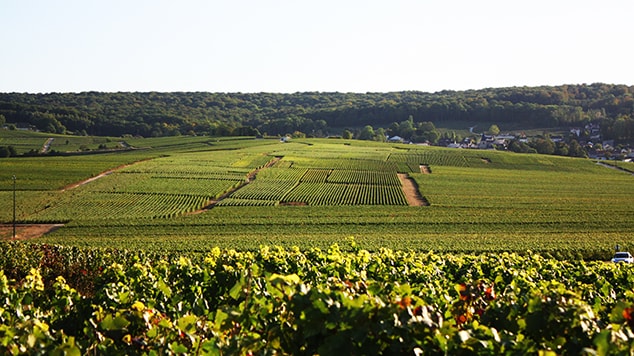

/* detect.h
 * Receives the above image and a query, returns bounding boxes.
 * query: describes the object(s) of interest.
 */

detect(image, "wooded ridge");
[0,83,632,141]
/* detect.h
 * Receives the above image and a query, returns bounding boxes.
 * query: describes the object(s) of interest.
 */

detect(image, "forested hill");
[0,83,633,141]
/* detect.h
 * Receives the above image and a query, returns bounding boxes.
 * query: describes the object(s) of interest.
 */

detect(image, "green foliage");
[358,125,375,140]
[533,138,556,154]
[2,84,633,141]
[2,242,634,354]
[0,145,17,157]
[487,124,500,135]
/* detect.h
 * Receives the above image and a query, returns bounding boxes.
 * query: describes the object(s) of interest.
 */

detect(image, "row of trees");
[352,117,442,143]
[508,138,587,157]
[1,84,633,142]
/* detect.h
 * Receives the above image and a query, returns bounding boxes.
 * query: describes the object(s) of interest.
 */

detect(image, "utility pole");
[12,175,16,239]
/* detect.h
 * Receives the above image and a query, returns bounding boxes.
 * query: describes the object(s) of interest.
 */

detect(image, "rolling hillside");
[1,133,632,258]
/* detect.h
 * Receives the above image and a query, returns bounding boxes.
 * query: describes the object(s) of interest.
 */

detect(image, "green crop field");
[2,132,634,354]
[1,133,633,259]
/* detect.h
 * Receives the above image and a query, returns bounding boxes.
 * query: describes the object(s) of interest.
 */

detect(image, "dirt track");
[0,224,64,240]
[596,161,634,175]
[398,173,428,206]
[61,160,152,191]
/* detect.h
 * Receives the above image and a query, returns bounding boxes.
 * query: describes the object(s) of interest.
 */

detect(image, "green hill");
[1,136,632,259]
[1,84,633,144]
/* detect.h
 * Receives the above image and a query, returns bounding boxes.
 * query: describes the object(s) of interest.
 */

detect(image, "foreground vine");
[1,241,634,354]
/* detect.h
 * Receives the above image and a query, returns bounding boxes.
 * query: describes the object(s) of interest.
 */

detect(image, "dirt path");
[245,156,282,181]
[596,161,634,175]
[0,224,64,240]
[398,173,429,206]
[61,159,152,191]
[41,138,54,154]
[61,171,115,191]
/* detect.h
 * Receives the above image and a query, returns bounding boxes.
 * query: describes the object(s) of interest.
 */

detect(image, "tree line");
[0,83,633,142]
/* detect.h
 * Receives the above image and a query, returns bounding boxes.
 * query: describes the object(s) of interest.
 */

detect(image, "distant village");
[387,123,633,162]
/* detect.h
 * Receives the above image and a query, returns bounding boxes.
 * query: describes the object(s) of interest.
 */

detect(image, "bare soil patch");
[398,173,429,206]
[0,224,64,240]
[420,165,431,174]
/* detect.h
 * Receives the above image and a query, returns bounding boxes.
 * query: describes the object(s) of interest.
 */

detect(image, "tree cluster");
[508,138,587,157]
[0,145,17,157]
[0,84,632,143]
[352,116,441,143]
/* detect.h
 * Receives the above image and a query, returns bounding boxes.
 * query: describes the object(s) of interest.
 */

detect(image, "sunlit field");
[1,134,632,259]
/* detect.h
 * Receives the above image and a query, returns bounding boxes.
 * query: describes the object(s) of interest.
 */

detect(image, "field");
[2,132,634,354]
[1,133,633,258]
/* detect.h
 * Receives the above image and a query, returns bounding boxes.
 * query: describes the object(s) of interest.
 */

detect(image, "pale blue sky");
[1,0,632,93]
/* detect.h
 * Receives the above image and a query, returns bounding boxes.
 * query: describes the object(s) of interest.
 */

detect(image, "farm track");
[41,138,54,154]
[398,173,428,206]
[0,224,64,240]
[61,158,154,191]
[596,161,634,175]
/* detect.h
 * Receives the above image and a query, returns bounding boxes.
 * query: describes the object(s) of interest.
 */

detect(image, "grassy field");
[1,132,633,258]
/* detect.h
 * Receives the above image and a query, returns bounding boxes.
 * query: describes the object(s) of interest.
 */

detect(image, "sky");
[1,0,633,93]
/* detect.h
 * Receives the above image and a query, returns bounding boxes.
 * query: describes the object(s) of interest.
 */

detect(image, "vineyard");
[2,134,634,353]
[1,139,425,222]
[0,136,632,257]
[2,242,634,354]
